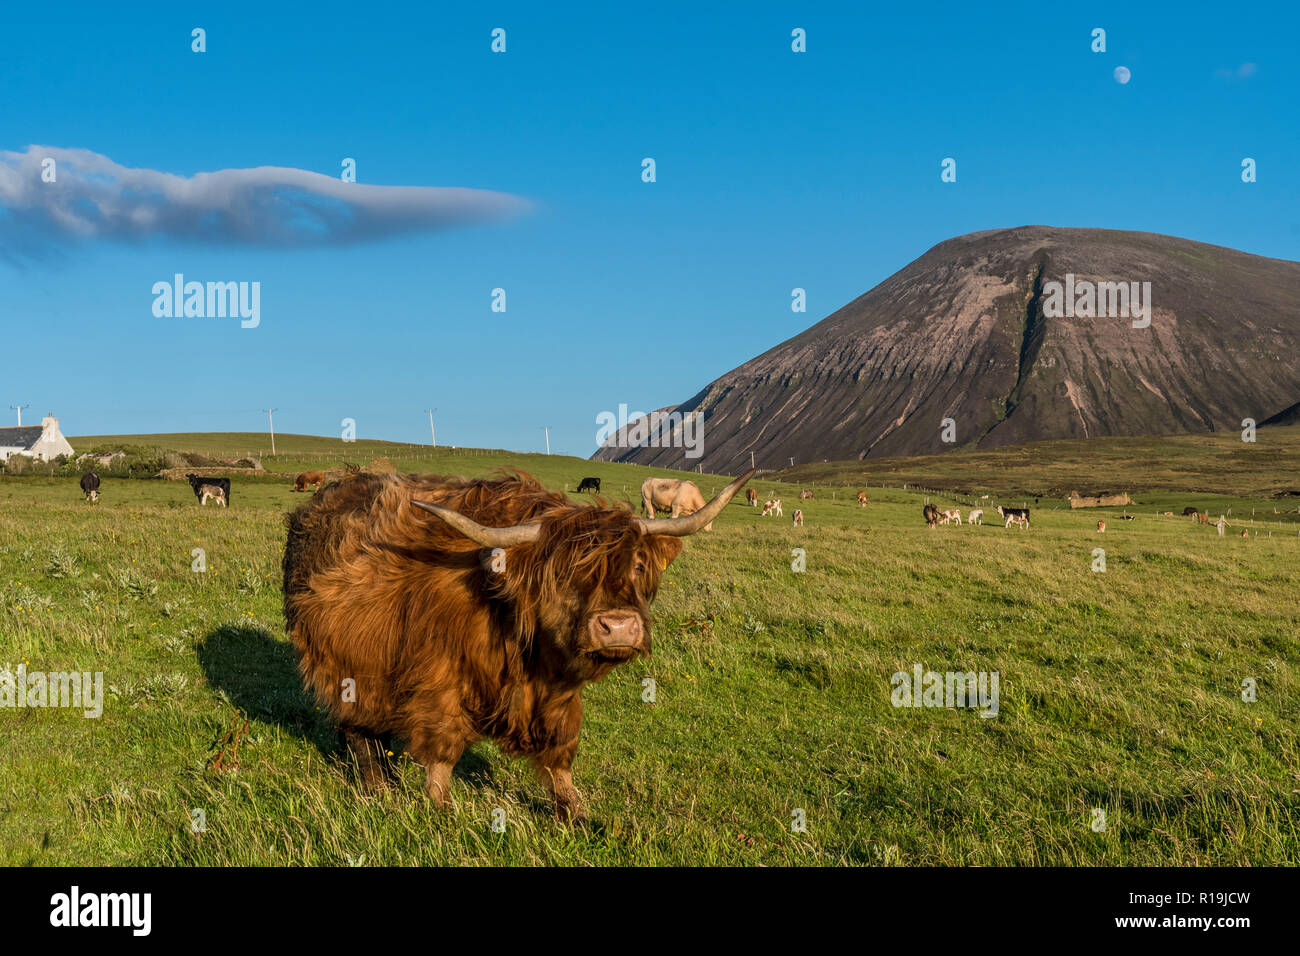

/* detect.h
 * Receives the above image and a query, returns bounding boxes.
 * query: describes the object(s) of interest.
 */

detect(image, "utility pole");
[425,409,437,447]
[10,404,29,426]
[264,408,278,456]
[543,426,551,455]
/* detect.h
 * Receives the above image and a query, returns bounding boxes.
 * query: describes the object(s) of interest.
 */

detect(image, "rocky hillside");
[594,226,1300,472]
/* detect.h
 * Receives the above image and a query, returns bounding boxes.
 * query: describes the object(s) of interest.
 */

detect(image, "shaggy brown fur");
[293,471,327,492]
[923,503,940,529]
[282,469,685,822]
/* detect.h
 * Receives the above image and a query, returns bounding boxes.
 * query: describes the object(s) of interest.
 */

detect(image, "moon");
[1114,66,1131,85]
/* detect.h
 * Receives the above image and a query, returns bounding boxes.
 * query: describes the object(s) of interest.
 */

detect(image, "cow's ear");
[647,535,684,571]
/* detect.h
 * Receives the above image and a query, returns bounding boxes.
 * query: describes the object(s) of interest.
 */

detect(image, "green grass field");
[779,425,1300,499]
[1,433,1297,865]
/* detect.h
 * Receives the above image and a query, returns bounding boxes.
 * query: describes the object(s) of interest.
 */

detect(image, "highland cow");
[924,504,940,528]
[294,471,327,492]
[283,468,752,822]
[641,477,712,530]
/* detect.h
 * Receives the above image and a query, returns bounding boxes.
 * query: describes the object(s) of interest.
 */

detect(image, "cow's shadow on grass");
[196,623,495,792]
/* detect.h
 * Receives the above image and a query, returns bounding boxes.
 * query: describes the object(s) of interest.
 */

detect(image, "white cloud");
[0,145,531,254]
[1213,62,1258,80]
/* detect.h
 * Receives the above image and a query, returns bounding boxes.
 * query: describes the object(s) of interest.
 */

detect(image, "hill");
[594,226,1300,472]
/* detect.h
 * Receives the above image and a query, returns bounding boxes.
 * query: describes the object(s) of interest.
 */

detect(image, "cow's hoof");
[554,805,587,826]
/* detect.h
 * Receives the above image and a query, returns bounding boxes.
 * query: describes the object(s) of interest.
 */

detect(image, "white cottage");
[0,414,76,462]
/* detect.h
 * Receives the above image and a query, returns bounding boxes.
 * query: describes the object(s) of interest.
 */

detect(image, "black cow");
[185,473,232,506]
[576,477,601,494]
[1182,506,1201,516]
[80,472,100,503]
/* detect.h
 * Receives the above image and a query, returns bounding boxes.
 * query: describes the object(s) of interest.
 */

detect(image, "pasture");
[1,436,1297,865]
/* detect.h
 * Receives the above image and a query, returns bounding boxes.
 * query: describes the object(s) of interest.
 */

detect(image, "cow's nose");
[594,613,643,647]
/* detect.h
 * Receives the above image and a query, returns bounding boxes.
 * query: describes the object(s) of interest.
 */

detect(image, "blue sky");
[2,1,1296,456]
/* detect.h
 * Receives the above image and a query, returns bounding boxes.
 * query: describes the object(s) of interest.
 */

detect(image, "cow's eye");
[633,558,646,576]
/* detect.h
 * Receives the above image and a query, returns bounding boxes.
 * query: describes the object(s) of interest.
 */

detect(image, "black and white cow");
[996,505,1030,529]
[80,472,100,503]
[186,473,232,507]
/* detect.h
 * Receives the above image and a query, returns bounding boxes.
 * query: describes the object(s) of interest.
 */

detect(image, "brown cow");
[641,477,713,531]
[746,488,759,508]
[1097,520,1106,532]
[924,504,940,528]
[294,471,327,492]
[857,491,868,507]
[283,468,752,822]
[799,489,814,500]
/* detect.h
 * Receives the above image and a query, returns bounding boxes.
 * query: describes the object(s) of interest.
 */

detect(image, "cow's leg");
[407,723,468,808]
[343,728,391,792]
[532,744,584,824]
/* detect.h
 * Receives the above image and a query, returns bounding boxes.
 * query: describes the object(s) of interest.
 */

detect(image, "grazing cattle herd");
[283,468,753,821]
[46,455,1281,824]
[64,465,1263,546]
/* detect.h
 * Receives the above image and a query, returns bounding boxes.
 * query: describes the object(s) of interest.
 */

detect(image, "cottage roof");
[0,426,43,449]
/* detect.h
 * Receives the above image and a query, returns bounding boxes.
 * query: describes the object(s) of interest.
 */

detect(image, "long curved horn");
[411,499,542,547]
[636,469,755,537]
